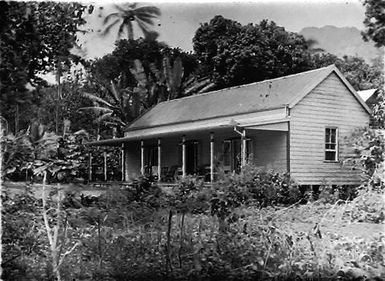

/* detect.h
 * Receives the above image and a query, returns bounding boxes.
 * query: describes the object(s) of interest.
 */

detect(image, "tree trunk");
[42,172,61,281]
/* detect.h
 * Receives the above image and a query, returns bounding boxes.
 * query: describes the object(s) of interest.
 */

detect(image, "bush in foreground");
[2,171,384,280]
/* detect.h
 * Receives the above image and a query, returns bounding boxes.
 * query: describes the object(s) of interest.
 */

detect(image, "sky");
[78,0,367,59]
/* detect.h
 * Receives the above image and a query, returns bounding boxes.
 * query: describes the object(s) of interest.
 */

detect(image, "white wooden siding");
[290,73,369,185]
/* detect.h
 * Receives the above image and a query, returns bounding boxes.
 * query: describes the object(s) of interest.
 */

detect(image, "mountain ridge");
[299,25,383,64]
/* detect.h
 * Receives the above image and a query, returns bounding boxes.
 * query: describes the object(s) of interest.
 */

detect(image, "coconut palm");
[101,3,161,40]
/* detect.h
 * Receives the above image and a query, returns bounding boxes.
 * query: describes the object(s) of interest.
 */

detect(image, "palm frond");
[184,78,214,95]
[103,12,120,25]
[134,6,161,16]
[101,18,120,37]
[136,20,151,37]
[78,106,114,114]
[81,92,116,109]
[197,82,216,94]
[183,76,198,88]
[137,17,154,26]
[107,116,127,126]
[113,4,131,13]
[94,112,113,124]
[135,12,159,19]
[110,80,121,103]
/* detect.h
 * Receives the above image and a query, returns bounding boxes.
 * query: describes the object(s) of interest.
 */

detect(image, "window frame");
[324,127,338,162]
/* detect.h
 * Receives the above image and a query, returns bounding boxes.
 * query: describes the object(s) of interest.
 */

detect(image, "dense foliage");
[362,0,385,47]
[0,1,93,134]
[1,125,91,182]
[310,53,384,91]
[193,16,313,87]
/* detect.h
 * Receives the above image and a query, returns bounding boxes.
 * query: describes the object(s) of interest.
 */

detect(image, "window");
[325,128,338,161]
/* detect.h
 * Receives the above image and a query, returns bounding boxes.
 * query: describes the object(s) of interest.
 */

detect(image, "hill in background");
[299,25,383,64]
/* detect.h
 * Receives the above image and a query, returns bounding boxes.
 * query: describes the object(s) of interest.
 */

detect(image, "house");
[90,65,370,186]
[357,89,377,102]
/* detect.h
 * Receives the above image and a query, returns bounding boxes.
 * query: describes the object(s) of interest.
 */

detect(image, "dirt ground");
[1,181,109,198]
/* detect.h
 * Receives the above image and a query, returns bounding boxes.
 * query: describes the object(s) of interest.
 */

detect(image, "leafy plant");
[346,127,385,186]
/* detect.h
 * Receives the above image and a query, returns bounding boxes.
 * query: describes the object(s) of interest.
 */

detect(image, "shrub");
[2,188,49,280]
[172,175,211,214]
[347,127,385,186]
[215,163,301,207]
[342,184,385,223]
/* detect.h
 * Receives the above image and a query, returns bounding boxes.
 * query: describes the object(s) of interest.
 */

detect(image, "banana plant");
[80,58,216,137]
[79,77,140,137]
[1,121,59,178]
[150,56,216,101]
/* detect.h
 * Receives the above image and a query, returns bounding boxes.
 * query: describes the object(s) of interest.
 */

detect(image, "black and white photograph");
[1,0,384,280]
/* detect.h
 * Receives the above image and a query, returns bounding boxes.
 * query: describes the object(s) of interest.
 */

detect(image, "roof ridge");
[155,64,335,106]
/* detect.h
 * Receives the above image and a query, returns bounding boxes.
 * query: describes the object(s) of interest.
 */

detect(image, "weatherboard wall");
[289,72,370,185]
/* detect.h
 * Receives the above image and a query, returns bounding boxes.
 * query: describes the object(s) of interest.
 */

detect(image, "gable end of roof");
[288,65,371,115]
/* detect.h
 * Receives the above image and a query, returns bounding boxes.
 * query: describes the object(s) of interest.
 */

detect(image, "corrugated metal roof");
[127,65,336,131]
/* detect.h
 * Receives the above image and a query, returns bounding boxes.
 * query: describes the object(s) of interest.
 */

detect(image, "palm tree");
[101,3,161,40]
